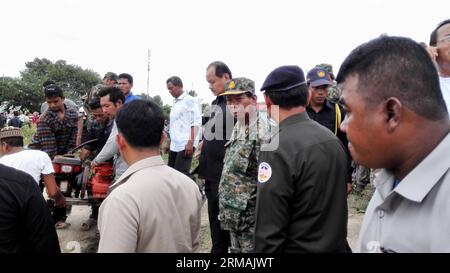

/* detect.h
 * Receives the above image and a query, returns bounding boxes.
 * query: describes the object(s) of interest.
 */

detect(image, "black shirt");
[255,113,348,252]
[0,164,60,253]
[198,96,235,182]
[82,118,112,160]
[306,100,352,180]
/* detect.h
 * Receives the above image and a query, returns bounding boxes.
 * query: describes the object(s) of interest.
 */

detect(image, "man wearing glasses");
[428,19,450,115]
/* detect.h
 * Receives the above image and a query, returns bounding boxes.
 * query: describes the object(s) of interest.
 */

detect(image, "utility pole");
[147,49,151,98]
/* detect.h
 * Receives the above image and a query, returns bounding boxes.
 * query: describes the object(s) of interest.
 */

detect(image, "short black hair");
[207,61,232,78]
[13,111,19,116]
[88,97,101,110]
[265,84,309,109]
[44,84,64,99]
[429,19,450,46]
[1,137,23,147]
[336,35,447,120]
[115,100,164,149]
[118,73,133,85]
[166,76,183,87]
[97,86,125,106]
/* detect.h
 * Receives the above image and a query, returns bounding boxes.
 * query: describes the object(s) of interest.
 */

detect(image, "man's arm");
[42,174,66,208]
[80,121,96,162]
[76,118,83,146]
[254,151,291,252]
[79,148,91,162]
[185,99,202,157]
[98,193,139,253]
[92,121,119,165]
[184,126,198,157]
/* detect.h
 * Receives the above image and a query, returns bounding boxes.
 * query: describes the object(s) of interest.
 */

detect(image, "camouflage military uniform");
[351,161,371,194]
[327,82,341,102]
[218,114,266,253]
[315,63,341,102]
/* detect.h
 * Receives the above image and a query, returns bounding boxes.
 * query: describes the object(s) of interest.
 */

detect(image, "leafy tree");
[0,58,101,112]
[21,58,101,100]
[0,77,21,111]
[187,90,198,97]
[140,94,172,121]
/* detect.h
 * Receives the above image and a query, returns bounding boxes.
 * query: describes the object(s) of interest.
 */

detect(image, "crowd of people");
[1,19,450,253]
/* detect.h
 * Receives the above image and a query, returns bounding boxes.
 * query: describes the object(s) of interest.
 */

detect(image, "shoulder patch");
[258,162,272,183]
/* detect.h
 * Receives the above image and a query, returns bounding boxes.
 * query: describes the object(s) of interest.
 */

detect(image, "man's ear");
[0,142,6,154]
[263,93,273,119]
[116,133,126,152]
[307,89,312,106]
[160,131,166,146]
[383,97,402,132]
[263,93,272,109]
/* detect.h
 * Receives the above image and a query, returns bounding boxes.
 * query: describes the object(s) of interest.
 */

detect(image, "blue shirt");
[125,92,140,103]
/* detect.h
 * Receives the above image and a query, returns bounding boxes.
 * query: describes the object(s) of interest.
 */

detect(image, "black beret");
[260,65,306,92]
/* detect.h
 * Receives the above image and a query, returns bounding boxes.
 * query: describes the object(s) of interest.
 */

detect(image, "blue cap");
[260,65,306,92]
[307,67,332,87]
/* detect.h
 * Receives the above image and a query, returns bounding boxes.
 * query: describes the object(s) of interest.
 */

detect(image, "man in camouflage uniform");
[351,162,371,194]
[315,63,341,102]
[218,77,267,253]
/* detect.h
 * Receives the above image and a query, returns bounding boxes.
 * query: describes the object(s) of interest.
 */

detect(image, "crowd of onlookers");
[0,111,39,129]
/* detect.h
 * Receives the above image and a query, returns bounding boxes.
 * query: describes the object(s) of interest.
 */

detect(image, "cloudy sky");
[1,0,449,105]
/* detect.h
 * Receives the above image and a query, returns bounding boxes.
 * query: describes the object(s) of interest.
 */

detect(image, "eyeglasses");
[438,35,450,44]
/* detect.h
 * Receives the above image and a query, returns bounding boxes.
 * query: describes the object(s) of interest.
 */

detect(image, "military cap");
[315,63,335,80]
[0,127,23,140]
[307,67,332,87]
[260,65,306,92]
[103,72,118,83]
[220,77,255,96]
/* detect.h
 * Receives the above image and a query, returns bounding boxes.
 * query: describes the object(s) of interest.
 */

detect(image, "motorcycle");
[46,139,114,215]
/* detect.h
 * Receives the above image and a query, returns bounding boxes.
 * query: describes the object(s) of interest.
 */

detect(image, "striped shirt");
[29,107,78,159]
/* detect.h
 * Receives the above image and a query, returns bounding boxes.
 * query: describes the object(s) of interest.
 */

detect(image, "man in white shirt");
[164,76,201,176]
[0,127,66,209]
[98,100,202,253]
[337,36,450,252]
[428,19,450,114]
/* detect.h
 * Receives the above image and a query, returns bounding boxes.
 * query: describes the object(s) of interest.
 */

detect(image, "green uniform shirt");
[218,115,267,232]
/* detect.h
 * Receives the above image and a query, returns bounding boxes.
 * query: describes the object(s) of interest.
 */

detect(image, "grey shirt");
[98,156,202,253]
[93,121,128,181]
[358,132,450,253]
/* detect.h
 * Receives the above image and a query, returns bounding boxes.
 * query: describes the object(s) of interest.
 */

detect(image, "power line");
[147,49,151,97]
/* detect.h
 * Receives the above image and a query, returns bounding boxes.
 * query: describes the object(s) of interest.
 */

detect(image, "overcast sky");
[1,0,449,105]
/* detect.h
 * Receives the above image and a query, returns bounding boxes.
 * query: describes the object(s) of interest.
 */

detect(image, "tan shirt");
[98,155,202,253]
[358,132,450,253]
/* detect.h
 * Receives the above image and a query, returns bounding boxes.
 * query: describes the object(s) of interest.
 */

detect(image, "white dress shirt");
[169,92,202,152]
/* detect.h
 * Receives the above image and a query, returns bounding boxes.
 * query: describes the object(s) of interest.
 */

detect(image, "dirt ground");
[57,197,366,253]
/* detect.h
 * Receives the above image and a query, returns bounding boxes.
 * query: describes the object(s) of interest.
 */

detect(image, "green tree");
[140,94,172,121]
[187,90,198,97]
[0,77,22,111]
[1,58,101,112]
